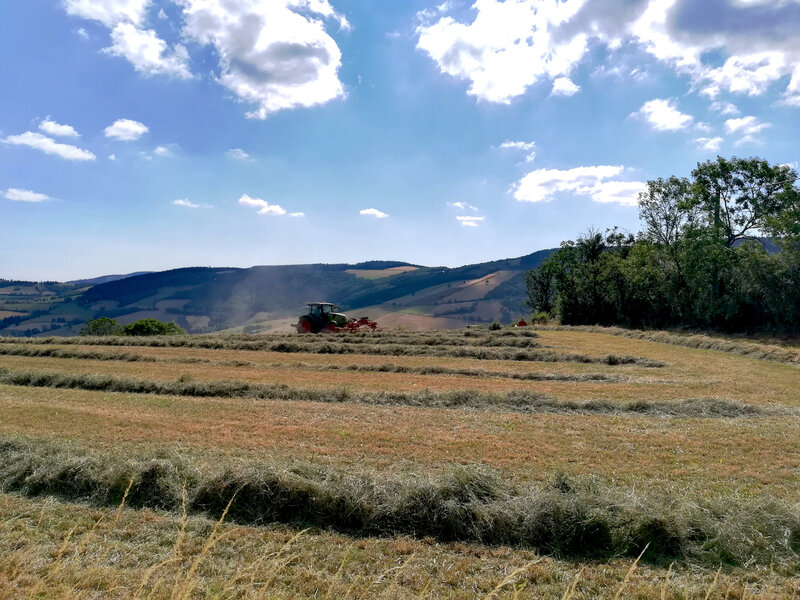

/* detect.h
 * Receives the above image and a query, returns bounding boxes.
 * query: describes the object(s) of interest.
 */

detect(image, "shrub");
[123,319,186,336]
[488,321,502,331]
[530,311,550,325]
[79,317,123,336]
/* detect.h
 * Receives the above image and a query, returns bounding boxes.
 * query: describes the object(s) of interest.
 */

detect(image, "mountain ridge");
[0,249,556,336]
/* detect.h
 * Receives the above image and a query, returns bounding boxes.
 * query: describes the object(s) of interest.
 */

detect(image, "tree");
[79,317,123,336]
[690,156,797,247]
[123,319,186,336]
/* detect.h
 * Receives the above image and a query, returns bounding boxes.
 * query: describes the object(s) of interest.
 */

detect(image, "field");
[1,327,799,598]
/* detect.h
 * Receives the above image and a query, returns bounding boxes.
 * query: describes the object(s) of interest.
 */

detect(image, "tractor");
[295,302,377,334]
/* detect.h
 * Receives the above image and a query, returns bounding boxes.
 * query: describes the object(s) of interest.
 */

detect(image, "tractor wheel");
[297,316,313,334]
[325,322,337,334]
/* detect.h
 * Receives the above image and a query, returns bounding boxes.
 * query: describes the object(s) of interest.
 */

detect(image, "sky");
[1,0,799,281]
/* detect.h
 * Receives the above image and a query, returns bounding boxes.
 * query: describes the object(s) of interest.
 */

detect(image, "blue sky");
[2,0,799,280]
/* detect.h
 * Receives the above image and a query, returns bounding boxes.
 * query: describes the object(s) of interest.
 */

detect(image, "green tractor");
[295,302,378,334]
[295,302,349,334]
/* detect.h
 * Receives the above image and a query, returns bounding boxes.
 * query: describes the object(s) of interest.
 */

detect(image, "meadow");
[0,326,799,598]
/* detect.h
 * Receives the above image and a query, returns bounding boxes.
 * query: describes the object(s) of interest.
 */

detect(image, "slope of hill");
[0,251,554,336]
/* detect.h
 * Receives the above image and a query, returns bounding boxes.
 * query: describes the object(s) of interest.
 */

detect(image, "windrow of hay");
[0,335,664,366]
[0,345,630,383]
[541,326,800,365]
[0,367,782,417]
[1,435,799,567]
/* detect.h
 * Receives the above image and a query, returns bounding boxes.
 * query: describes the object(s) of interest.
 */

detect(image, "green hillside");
[0,251,554,336]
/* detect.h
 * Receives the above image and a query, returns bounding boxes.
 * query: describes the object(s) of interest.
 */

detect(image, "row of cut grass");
[0,334,664,365]
[541,325,800,365]
[0,367,782,417]
[2,435,799,566]
[0,344,632,383]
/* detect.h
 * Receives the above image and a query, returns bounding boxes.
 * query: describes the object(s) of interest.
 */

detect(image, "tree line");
[525,156,800,333]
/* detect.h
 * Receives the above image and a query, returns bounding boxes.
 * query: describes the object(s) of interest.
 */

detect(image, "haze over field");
[3,0,800,280]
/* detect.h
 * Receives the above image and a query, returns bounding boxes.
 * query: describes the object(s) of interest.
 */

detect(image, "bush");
[488,321,502,331]
[123,319,186,336]
[79,317,123,336]
[530,311,550,325]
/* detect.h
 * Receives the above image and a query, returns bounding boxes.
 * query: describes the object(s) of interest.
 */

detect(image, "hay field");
[0,327,799,598]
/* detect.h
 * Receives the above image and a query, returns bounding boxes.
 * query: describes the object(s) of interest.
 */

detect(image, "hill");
[0,251,555,336]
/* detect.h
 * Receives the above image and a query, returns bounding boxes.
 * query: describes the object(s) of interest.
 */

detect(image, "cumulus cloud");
[3,132,96,161]
[415,0,800,108]
[173,198,202,208]
[104,118,149,141]
[226,148,252,161]
[551,76,580,96]
[106,22,192,78]
[181,0,347,118]
[456,215,484,227]
[153,145,172,156]
[39,119,79,137]
[632,98,693,131]
[5,188,51,202]
[724,115,771,144]
[63,0,151,27]
[450,201,478,211]
[513,165,645,206]
[498,140,536,162]
[289,211,305,217]
[416,0,589,103]
[238,193,287,215]
[695,136,724,151]
[359,208,388,218]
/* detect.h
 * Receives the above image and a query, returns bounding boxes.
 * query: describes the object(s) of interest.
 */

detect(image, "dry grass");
[1,491,798,599]
[1,384,799,498]
[2,328,800,596]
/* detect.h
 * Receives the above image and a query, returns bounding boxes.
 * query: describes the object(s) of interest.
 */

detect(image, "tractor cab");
[296,302,348,333]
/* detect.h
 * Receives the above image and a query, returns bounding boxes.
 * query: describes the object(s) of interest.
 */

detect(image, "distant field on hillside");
[1,326,799,598]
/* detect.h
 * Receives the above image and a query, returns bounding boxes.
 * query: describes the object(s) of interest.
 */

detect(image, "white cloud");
[39,119,80,138]
[498,140,536,162]
[238,193,287,215]
[695,136,724,151]
[710,101,740,116]
[3,131,96,161]
[108,154,117,161]
[173,198,201,208]
[724,115,771,145]
[450,201,478,211]
[513,165,644,206]
[289,211,305,217]
[226,148,252,161]
[181,0,347,118]
[106,22,192,78]
[76,27,89,39]
[415,0,800,109]
[456,215,484,227]
[551,76,580,97]
[154,145,172,156]
[5,188,51,203]
[703,51,786,98]
[359,208,388,218]
[104,118,148,141]
[416,0,588,103]
[632,98,693,131]
[63,0,151,27]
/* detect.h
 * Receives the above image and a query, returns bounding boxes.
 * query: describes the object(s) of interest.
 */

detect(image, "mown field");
[1,327,799,598]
